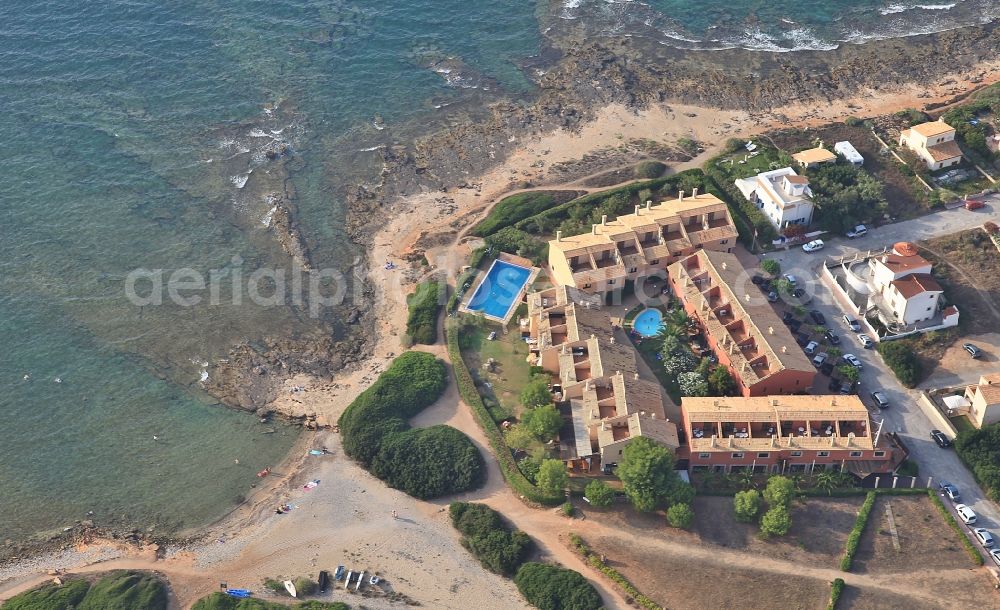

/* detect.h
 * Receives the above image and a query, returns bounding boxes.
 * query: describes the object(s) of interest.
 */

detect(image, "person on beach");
[391,510,397,519]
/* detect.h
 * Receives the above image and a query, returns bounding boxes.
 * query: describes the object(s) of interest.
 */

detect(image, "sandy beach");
[4,54,1000,608]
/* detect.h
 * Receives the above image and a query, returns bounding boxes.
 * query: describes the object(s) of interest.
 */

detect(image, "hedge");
[876,341,923,388]
[954,422,1000,502]
[450,502,533,576]
[406,280,441,344]
[828,578,845,610]
[192,593,350,609]
[338,351,485,499]
[513,562,602,610]
[840,491,876,571]
[446,318,563,505]
[4,571,169,610]
[569,534,664,610]
[927,489,984,566]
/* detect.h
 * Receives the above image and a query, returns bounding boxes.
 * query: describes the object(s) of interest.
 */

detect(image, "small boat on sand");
[369,575,381,585]
[283,580,297,598]
[225,589,252,598]
[318,570,330,592]
[334,565,345,581]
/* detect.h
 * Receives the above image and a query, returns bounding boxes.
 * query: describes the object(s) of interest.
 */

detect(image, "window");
[651,259,659,265]
[628,267,637,273]
[618,449,622,455]
[817,451,830,457]
[698,453,711,459]
[874,451,885,458]
[609,279,616,285]
[757,452,770,459]
[850,451,862,458]
[731,452,744,459]
[720,240,728,245]
[583,283,591,289]
[790,451,802,457]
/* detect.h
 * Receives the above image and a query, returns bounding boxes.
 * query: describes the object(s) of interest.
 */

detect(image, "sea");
[0,0,994,550]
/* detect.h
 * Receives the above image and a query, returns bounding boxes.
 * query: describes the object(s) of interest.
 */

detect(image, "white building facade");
[734,167,815,231]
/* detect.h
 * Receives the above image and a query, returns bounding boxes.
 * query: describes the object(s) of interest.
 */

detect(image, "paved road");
[763,196,1000,533]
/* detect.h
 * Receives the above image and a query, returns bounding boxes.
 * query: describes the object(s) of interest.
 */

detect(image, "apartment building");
[547,191,738,295]
[668,250,816,397]
[899,120,963,171]
[679,395,895,475]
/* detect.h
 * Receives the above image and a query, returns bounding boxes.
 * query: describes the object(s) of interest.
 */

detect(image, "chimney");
[634,372,640,380]
[713,399,719,406]
[768,326,775,335]
[601,214,607,226]
[556,230,562,241]
[744,293,751,302]
[721,261,727,270]
[609,335,615,344]
[771,398,779,406]
[781,345,787,353]
[646,200,652,210]
[678,190,685,202]
[634,204,641,215]
[592,224,598,235]
[692,187,699,197]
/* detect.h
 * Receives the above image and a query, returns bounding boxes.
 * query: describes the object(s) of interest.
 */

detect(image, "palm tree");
[667,308,692,331]
[737,468,756,490]
[814,470,841,496]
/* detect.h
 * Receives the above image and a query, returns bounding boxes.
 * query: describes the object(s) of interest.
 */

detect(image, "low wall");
[916,391,959,438]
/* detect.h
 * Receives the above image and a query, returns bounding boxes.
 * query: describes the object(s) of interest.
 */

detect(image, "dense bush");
[840,492,876,571]
[759,505,792,538]
[828,578,845,610]
[760,259,780,276]
[4,572,169,610]
[807,163,887,234]
[522,404,562,440]
[192,593,350,610]
[677,371,709,397]
[406,280,441,345]
[536,459,569,495]
[733,489,762,523]
[584,480,615,508]
[472,192,580,237]
[446,318,563,505]
[877,341,923,388]
[449,502,533,576]
[634,160,667,179]
[513,562,602,610]
[484,227,547,264]
[763,475,795,508]
[955,423,1000,502]
[339,352,484,499]
[520,376,553,408]
[666,503,695,529]
[617,437,691,512]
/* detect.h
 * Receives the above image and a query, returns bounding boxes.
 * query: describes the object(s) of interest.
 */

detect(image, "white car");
[804,341,819,356]
[843,315,862,332]
[842,354,863,369]
[956,504,977,525]
[802,239,825,253]
[990,548,1000,567]
[846,224,868,238]
[973,528,994,548]
[783,274,798,286]
[858,334,875,349]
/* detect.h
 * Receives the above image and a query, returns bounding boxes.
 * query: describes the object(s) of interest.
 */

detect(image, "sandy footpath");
[3,61,1000,609]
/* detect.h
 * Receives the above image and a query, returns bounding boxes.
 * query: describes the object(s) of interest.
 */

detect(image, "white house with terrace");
[735,167,815,231]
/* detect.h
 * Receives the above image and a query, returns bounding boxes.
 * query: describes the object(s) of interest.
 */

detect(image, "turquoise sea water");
[0,0,994,547]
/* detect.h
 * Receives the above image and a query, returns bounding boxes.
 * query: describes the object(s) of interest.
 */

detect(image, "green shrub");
[406,281,441,345]
[634,160,667,179]
[584,480,615,508]
[618,437,686,512]
[734,489,762,523]
[536,459,569,495]
[449,503,533,576]
[828,578,845,610]
[760,505,792,538]
[484,227,547,264]
[561,501,576,517]
[473,192,558,237]
[446,318,563,505]
[75,571,168,610]
[760,259,780,276]
[513,562,602,610]
[840,492,876,571]
[292,578,317,597]
[191,593,350,610]
[763,475,795,509]
[569,534,664,610]
[522,404,562,440]
[927,489,984,565]
[955,422,1000,502]
[2,578,90,610]
[339,351,484,499]
[520,376,554,409]
[877,341,923,387]
[666,503,695,529]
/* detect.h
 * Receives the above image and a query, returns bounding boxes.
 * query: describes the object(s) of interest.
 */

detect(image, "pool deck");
[459,252,540,326]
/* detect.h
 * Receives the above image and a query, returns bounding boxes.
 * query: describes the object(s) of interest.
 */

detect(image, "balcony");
[725,319,750,343]
[617,241,639,257]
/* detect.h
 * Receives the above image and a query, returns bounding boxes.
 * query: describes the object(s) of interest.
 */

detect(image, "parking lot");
[757,197,1000,533]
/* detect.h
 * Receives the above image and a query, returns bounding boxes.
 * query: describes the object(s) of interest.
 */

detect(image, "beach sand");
[3,60,1000,609]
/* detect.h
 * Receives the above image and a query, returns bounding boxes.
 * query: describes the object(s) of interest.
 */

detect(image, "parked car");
[973,528,994,548]
[813,352,829,367]
[965,198,986,211]
[796,332,810,346]
[828,377,842,392]
[843,315,862,332]
[820,361,835,376]
[846,224,868,238]
[767,291,779,302]
[858,334,875,349]
[870,391,890,409]
[842,354,863,369]
[802,239,825,252]
[824,330,841,345]
[791,287,806,298]
[783,274,798,286]
[804,341,819,355]
[931,429,953,448]
[939,482,961,502]
[956,504,977,525]
[601,462,618,475]
[839,380,856,395]
[808,310,826,325]
[782,311,796,324]
[964,343,983,359]
[751,274,765,285]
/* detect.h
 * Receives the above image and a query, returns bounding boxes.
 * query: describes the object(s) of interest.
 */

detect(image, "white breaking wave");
[880,3,956,15]
[261,205,277,227]
[230,174,249,189]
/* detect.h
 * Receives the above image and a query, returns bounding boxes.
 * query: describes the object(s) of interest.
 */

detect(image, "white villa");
[734,167,815,230]
[898,120,963,171]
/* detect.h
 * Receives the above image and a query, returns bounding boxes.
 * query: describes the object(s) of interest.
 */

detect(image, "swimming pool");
[633,308,664,338]
[465,260,533,321]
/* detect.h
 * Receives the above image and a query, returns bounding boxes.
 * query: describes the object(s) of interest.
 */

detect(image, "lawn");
[459,319,535,419]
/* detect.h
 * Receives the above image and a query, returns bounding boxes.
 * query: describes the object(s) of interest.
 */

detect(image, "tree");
[814,470,851,495]
[678,371,709,397]
[812,325,826,336]
[504,424,537,450]
[877,341,923,387]
[838,364,860,383]
[617,437,678,512]
[536,459,568,495]
[760,505,793,538]
[666,480,696,506]
[708,366,736,396]
[734,489,763,523]
[520,376,553,409]
[522,405,562,441]
[772,278,792,296]
[763,475,795,509]
[659,333,682,358]
[666,503,695,529]
[514,562,602,610]
[761,259,780,276]
[584,480,615,508]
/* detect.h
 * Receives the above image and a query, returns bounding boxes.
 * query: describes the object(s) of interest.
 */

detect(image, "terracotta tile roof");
[976,383,1000,405]
[890,273,942,299]
[926,140,963,162]
[910,120,955,138]
[792,147,837,164]
[881,253,931,273]
[784,175,810,184]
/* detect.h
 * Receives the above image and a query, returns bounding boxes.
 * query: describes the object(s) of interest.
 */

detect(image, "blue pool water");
[633,308,664,338]
[467,260,532,320]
